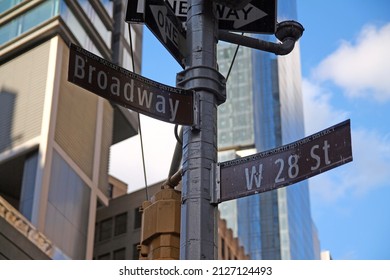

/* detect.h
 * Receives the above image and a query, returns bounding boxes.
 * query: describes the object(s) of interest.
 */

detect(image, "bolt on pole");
[177,0,226,259]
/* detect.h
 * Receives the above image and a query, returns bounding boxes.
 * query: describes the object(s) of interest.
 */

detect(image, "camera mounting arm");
[218,21,304,56]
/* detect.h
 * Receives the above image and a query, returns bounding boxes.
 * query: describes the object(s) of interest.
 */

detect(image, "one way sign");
[128,0,187,68]
[166,0,276,34]
[146,0,187,68]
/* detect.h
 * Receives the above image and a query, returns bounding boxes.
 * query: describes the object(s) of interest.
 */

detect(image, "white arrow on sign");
[166,0,267,29]
[150,4,185,50]
[216,3,267,29]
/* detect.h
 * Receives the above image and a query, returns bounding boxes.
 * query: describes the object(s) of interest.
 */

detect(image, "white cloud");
[302,23,390,204]
[313,23,390,102]
[301,78,349,203]
[302,76,390,202]
[303,77,390,204]
[301,78,349,135]
[109,115,177,192]
[302,79,390,203]
[345,129,390,194]
[309,127,390,204]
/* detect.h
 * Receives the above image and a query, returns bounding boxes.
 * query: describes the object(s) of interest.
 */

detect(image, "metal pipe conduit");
[218,20,304,56]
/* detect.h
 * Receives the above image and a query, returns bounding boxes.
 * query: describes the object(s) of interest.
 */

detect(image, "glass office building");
[218,0,320,259]
[0,0,141,259]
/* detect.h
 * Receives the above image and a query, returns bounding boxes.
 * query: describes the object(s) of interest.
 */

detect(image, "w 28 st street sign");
[216,120,353,203]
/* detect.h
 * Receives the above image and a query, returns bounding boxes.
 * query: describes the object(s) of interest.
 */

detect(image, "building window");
[101,0,113,17]
[113,248,126,260]
[99,218,112,241]
[0,0,23,14]
[0,0,60,46]
[114,212,127,236]
[133,207,142,229]
[78,0,111,46]
[108,183,114,198]
[221,238,226,259]
[45,150,91,259]
[132,243,140,260]
[97,253,110,260]
[94,223,98,243]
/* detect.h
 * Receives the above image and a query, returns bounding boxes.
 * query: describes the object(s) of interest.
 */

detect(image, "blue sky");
[297,0,390,259]
[110,0,390,260]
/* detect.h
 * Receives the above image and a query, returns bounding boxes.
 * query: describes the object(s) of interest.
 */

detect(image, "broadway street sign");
[216,120,353,203]
[165,0,276,34]
[68,44,194,125]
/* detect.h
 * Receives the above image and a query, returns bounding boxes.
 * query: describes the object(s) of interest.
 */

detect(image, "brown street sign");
[217,120,353,203]
[68,44,194,125]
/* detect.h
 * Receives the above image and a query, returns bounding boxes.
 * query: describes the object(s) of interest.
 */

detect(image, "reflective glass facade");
[0,0,114,56]
[0,0,23,14]
[45,151,91,259]
[218,45,254,149]
[0,0,60,45]
[218,0,318,259]
[0,0,140,259]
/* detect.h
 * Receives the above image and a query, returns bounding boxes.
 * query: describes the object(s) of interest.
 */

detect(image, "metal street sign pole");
[127,0,304,260]
[177,0,226,259]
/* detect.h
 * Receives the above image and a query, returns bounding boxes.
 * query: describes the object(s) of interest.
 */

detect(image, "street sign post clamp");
[210,163,221,205]
[176,65,226,105]
[192,92,201,130]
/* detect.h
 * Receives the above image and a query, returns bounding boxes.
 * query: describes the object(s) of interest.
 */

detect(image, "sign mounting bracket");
[210,163,221,205]
[192,91,201,130]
